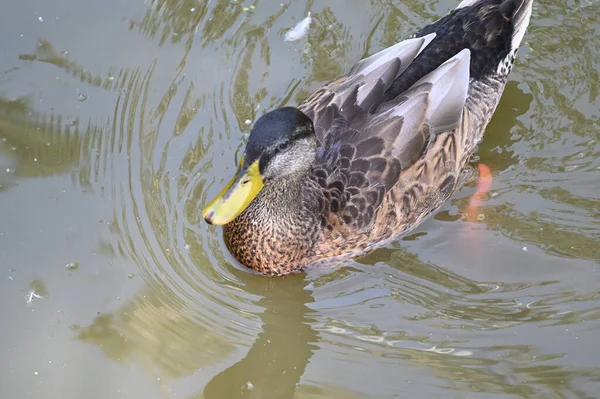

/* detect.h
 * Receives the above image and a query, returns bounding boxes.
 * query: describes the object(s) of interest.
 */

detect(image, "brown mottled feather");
[296,47,471,236]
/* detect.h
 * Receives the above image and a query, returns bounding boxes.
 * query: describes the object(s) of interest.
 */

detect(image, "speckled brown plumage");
[217,0,534,275]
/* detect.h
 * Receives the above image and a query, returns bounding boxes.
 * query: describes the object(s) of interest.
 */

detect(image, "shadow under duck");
[203,0,534,276]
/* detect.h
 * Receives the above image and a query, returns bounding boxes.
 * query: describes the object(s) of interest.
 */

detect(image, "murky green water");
[1,0,600,397]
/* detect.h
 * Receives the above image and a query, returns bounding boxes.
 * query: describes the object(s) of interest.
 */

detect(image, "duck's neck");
[223,170,325,274]
[251,171,309,220]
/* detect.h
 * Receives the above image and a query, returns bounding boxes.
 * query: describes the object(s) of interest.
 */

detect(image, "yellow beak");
[202,158,264,225]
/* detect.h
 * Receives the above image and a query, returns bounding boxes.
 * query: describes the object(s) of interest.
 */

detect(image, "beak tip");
[203,210,215,225]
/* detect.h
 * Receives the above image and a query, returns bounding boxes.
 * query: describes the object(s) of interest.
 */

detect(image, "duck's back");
[300,0,534,262]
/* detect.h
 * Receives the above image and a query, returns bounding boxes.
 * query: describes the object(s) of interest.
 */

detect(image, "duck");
[202,0,534,276]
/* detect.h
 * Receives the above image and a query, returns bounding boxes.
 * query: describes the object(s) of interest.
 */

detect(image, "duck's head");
[202,107,316,225]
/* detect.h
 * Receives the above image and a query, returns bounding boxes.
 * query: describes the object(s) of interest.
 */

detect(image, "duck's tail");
[456,0,534,61]
[384,0,534,102]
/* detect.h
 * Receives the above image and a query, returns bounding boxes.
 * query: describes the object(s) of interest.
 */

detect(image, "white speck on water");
[284,12,312,42]
[38,16,44,22]
[454,350,473,356]
[25,290,43,304]
[5,168,10,173]
[522,246,528,252]
[65,262,79,270]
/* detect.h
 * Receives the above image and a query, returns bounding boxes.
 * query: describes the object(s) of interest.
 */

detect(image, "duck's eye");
[278,141,290,151]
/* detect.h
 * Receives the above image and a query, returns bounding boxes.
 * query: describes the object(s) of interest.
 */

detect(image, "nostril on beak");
[204,210,215,224]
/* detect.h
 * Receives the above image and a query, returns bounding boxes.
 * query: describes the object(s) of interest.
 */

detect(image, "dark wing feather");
[300,34,471,231]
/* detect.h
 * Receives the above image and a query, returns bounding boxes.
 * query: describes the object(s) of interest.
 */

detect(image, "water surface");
[1,0,600,398]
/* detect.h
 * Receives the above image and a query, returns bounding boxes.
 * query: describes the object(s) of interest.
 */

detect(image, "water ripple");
[3,0,599,397]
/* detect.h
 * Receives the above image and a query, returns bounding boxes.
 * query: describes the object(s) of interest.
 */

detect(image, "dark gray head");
[243,107,317,181]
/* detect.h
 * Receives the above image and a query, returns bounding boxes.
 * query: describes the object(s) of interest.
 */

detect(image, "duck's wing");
[300,43,471,230]
[299,33,436,132]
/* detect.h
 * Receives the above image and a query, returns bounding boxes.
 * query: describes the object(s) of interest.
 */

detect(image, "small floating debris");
[25,290,43,304]
[65,262,79,270]
[284,12,312,42]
